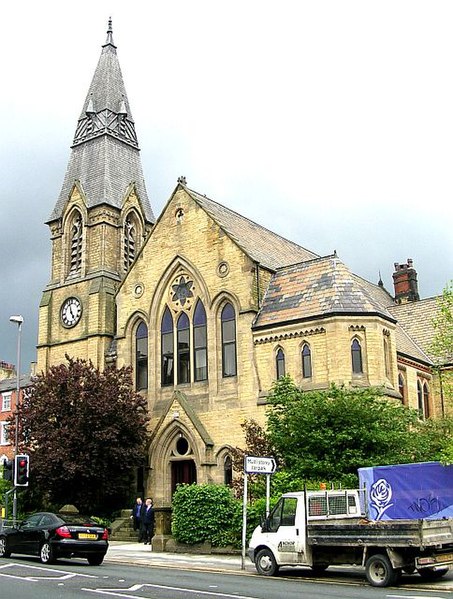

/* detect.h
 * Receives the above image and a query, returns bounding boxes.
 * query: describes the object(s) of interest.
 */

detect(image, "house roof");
[0,374,32,393]
[253,255,397,328]
[186,187,318,270]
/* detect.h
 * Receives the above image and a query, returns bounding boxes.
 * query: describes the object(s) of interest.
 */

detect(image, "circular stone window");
[176,436,189,455]
[134,284,144,298]
[217,261,230,278]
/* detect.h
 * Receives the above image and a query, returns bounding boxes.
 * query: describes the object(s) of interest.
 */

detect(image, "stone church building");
[36,22,448,506]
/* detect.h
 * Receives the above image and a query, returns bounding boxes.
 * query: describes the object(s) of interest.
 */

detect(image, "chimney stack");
[392,259,420,304]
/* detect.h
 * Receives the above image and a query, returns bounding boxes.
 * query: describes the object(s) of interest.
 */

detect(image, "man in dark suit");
[131,497,144,541]
[141,497,155,545]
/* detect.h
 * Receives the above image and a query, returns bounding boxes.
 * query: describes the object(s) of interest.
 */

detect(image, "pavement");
[106,541,247,573]
[105,541,453,591]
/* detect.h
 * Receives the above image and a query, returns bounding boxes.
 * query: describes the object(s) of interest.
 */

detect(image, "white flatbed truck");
[248,489,453,587]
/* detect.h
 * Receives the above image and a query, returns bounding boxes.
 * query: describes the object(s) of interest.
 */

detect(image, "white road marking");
[0,562,98,581]
[82,582,262,598]
[388,595,448,599]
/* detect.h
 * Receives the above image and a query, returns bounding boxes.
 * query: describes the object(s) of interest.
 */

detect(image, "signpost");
[244,456,277,475]
[241,455,277,570]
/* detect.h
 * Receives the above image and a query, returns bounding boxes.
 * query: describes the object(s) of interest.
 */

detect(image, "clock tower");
[37,20,154,372]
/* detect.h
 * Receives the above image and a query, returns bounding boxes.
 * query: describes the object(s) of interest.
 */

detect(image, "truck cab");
[248,490,362,576]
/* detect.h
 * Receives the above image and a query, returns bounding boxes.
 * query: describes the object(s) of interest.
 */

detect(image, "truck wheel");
[418,567,449,580]
[365,553,398,587]
[255,548,279,576]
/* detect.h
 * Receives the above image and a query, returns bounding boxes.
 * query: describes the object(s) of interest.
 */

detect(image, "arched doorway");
[171,460,197,495]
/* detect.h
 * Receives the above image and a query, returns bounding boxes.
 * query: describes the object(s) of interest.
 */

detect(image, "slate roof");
[49,136,152,222]
[388,297,446,363]
[186,187,318,270]
[0,374,32,392]
[48,21,154,224]
[253,255,396,328]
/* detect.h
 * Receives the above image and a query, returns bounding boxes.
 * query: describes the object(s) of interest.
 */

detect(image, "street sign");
[244,455,277,475]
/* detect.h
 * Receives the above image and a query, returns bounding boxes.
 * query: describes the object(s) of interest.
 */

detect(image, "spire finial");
[103,17,116,48]
[378,270,384,287]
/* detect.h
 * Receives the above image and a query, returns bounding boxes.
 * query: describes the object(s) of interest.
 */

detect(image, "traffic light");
[2,459,13,482]
[14,454,29,487]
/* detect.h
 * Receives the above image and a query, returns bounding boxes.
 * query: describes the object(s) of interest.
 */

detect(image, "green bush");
[172,484,242,547]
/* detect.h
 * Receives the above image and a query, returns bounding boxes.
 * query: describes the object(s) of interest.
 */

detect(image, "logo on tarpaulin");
[370,478,393,520]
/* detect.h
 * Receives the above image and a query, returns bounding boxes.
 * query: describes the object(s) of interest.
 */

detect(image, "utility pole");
[9,315,23,522]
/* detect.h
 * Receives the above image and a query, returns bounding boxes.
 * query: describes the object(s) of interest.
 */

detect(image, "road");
[0,555,452,599]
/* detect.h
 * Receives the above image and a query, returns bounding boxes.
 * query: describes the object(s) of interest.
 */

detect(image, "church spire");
[48,21,154,224]
[103,17,116,49]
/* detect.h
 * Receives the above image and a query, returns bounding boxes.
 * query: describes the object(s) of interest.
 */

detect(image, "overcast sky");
[1,1,452,372]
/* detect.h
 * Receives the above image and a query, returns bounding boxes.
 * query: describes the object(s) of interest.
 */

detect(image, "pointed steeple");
[48,20,154,223]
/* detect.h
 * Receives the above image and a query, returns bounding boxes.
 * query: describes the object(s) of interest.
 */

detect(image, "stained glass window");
[177,313,190,384]
[194,300,207,382]
[161,307,174,386]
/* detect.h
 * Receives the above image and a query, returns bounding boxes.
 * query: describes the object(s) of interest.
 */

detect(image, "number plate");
[435,553,453,564]
[79,533,97,539]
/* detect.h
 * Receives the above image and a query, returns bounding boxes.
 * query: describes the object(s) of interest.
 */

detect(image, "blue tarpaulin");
[358,462,453,520]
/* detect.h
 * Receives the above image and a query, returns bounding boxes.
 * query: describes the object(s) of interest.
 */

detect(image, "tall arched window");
[221,303,237,377]
[69,211,83,275]
[383,337,391,378]
[276,348,285,379]
[351,338,363,374]
[224,455,233,486]
[417,380,424,416]
[302,343,312,378]
[177,313,190,384]
[398,373,406,404]
[423,382,430,418]
[161,307,174,386]
[193,300,207,382]
[124,214,136,271]
[135,321,148,391]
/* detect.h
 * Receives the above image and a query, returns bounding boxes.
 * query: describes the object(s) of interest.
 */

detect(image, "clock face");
[61,297,82,327]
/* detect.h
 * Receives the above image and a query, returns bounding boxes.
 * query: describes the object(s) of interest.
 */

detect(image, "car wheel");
[0,536,11,558]
[418,567,449,580]
[365,553,398,587]
[255,548,279,576]
[87,554,104,566]
[40,541,56,564]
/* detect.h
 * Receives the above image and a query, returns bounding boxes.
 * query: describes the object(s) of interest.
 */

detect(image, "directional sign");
[244,456,277,474]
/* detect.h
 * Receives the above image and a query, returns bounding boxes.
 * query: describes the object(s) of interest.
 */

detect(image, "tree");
[431,281,453,415]
[11,356,149,514]
[266,377,448,487]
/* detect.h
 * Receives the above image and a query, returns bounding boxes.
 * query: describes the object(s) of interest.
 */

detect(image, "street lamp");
[9,315,23,522]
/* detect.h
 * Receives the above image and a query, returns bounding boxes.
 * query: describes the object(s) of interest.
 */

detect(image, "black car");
[0,512,109,565]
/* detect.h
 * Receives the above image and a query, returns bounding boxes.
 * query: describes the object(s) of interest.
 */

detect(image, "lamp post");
[9,315,23,522]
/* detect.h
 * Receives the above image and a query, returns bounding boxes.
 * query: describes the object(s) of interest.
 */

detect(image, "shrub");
[171,484,242,547]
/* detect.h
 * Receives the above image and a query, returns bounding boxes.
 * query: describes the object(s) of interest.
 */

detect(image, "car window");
[40,514,56,526]
[22,514,43,528]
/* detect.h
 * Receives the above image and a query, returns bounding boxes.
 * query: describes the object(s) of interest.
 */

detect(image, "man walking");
[141,497,155,546]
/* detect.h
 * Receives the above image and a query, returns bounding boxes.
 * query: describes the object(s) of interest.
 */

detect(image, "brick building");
[36,22,451,506]
[0,373,30,463]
